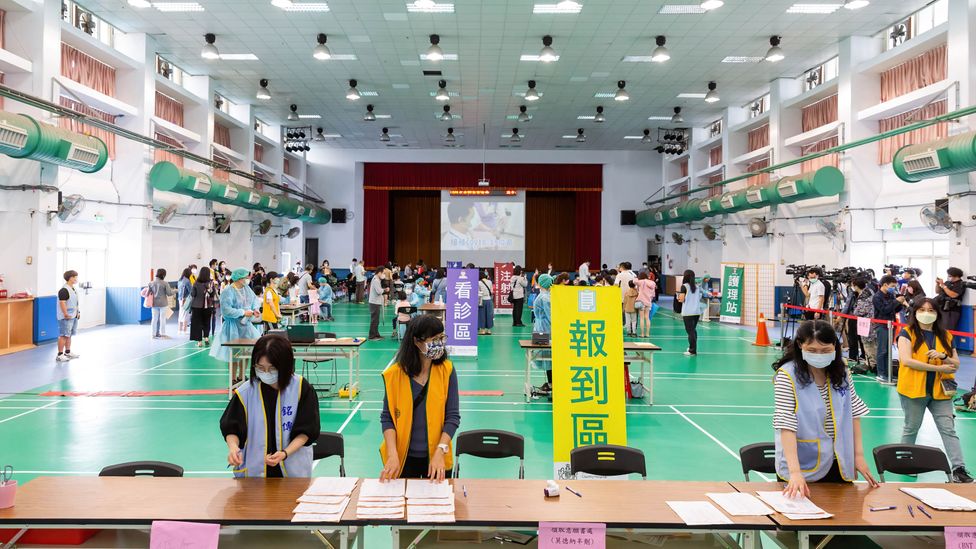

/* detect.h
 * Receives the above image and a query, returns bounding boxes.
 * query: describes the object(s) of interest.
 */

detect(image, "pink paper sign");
[946,527,976,549]
[150,521,220,549]
[856,317,871,337]
[539,522,606,548]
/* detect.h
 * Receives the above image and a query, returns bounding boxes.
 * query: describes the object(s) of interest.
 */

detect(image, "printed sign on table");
[551,286,626,479]
[493,262,514,312]
[720,265,745,324]
[446,268,479,356]
[945,527,976,549]
[150,521,219,549]
[539,522,606,549]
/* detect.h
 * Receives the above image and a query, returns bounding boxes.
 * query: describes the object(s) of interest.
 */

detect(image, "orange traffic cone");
[754,313,772,347]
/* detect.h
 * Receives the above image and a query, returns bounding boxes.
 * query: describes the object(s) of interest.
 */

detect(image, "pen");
[565,486,582,498]
[907,505,915,518]
[462,485,468,498]
[917,505,932,519]
[869,506,896,512]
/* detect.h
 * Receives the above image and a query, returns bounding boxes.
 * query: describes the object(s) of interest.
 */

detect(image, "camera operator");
[934,267,965,332]
[872,275,909,384]
[844,277,876,373]
[800,268,826,320]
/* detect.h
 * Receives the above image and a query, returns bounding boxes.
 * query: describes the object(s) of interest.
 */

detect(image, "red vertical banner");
[493,262,514,312]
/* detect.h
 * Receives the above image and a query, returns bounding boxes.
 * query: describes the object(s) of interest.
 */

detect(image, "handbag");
[140,286,153,308]
[634,300,644,310]
[941,377,958,397]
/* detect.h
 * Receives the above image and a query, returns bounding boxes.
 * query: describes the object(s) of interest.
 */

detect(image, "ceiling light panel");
[593,92,615,98]
[520,54,561,62]
[577,115,596,120]
[297,114,321,119]
[658,4,706,14]
[786,3,841,13]
[358,91,379,97]
[677,92,707,98]
[722,56,764,63]
[420,54,459,61]
[648,116,673,120]
[429,91,460,97]
[406,2,455,13]
[153,2,204,11]
[533,3,583,14]
[219,54,259,61]
[273,1,330,12]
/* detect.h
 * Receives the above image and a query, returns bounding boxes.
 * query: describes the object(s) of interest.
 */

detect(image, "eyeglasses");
[424,334,447,345]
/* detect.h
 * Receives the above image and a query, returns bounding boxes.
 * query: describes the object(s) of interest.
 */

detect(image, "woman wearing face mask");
[221,334,320,477]
[379,315,460,481]
[896,299,973,483]
[210,268,263,382]
[772,321,878,498]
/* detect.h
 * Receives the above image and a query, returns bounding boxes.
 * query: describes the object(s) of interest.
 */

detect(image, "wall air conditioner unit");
[223,185,239,200]
[720,194,736,209]
[246,192,261,205]
[746,188,765,205]
[653,210,665,222]
[296,205,307,216]
[307,208,317,218]
[267,197,279,209]
[0,120,29,149]
[668,206,680,219]
[777,180,799,199]
[901,150,942,175]
[699,201,713,214]
[192,177,212,194]
[66,144,100,168]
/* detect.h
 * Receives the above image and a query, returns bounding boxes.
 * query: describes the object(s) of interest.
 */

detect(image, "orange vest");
[897,329,954,400]
[379,360,454,477]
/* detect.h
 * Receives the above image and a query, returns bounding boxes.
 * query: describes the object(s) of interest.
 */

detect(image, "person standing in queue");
[677,269,702,357]
[773,320,878,498]
[222,334,320,477]
[368,268,389,340]
[379,315,460,481]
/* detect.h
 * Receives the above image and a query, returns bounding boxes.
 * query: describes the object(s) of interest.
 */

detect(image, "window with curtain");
[709,145,722,167]
[153,132,183,167]
[679,159,688,178]
[879,44,947,102]
[801,136,840,173]
[154,91,184,127]
[61,43,116,96]
[801,94,838,132]
[671,182,689,203]
[746,158,770,187]
[284,157,294,177]
[254,142,264,164]
[213,123,231,148]
[707,173,723,197]
[212,153,229,181]
[877,99,947,165]
[747,125,769,152]
[58,97,117,160]
[1,9,6,49]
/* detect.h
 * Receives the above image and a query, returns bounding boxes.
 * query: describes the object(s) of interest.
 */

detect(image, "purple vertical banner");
[446,268,479,356]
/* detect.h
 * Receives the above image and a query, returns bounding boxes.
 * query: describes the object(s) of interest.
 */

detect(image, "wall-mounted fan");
[816,217,847,252]
[256,219,272,235]
[920,205,955,234]
[671,232,684,245]
[654,234,663,243]
[57,194,85,223]
[284,227,301,239]
[748,217,767,238]
[157,204,177,225]
[889,22,908,48]
[214,214,232,233]
[703,224,717,241]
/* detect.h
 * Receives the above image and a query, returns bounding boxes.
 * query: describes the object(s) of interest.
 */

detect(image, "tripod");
[780,278,805,348]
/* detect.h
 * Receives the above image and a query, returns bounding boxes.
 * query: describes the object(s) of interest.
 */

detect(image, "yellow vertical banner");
[550,286,626,478]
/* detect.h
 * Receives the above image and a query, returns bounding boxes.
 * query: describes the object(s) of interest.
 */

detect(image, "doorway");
[56,232,107,328]
[304,238,319,271]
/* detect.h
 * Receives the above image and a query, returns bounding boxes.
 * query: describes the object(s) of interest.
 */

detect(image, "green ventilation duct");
[635,208,658,227]
[272,196,307,219]
[718,190,749,214]
[206,179,239,205]
[680,199,707,222]
[892,130,976,182]
[773,166,845,204]
[697,195,722,218]
[300,204,332,224]
[0,110,108,173]
[148,162,214,199]
[258,193,281,214]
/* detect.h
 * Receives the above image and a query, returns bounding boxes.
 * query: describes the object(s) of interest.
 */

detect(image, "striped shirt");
[773,370,869,438]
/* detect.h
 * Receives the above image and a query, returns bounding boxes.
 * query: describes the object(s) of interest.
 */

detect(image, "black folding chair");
[873,444,953,482]
[394,306,417,340]
[99,461,184,477]
[453,429,525,479]
[739,442,776,481]
[312,432,346,477]
[569,444,646,479]
[303,331,338,394]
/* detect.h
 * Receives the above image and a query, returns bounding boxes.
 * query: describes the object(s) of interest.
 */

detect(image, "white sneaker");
[683,351,695,356]
[56,354,70,362]
[65,352,80,359]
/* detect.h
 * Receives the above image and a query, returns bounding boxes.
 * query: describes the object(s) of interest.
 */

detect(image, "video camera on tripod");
[966,275,976,291]
[823,266,874,285]
[885,264,922,277]
[785,264,823,281]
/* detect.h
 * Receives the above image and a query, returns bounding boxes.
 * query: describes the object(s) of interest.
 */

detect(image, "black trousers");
[368,303,382,338]
[190,308,213,341]
[846,318,861,361]
[683,315,700,354]
[512,298,525,326]
[400,455,454,479]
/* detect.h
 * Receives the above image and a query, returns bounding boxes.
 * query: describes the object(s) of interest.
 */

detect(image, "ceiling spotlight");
[256,78,271,100]
[700,0,723,10]
[511,128,521,143]
[540,35,557,63]
[346,79,361,101]
[765,36,784,62]
[843,0,869,9]
[671,107,684,124]
[201,33,219,60]
[654,145,665,153]
[651,35,670,63]
[704,81,720,103]
[641,129,652,144]
[313,33,332,60]
[518,105,530,123]
[614,80,629,101]
[440,105,452,121]
[594,106,605,123]
[364,104,376,121]
[435,80,450,101]
[576,128,586,142]
[287,104,299,121]
[314,127,326,141]
[380,127,391,142]
[426,34,444,62]
[445,127,456,143]
[525,80,540,101]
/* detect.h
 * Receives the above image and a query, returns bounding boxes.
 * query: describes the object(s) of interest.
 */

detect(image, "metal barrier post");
[886,320,894,381]
[780,304,787,349]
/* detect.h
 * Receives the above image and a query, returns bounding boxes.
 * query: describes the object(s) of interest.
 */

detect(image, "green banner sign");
[720,265,745,324]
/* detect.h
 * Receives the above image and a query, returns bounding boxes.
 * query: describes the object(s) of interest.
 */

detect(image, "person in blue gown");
[211,268,263,382]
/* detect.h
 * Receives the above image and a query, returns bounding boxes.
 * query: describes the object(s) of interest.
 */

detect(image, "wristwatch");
[436,443,449,454]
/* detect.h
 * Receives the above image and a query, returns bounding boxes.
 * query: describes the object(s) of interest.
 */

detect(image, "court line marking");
[337,401,364,434]
[668,405,773,481]
[0,401,59,425]
[135,348,209,374]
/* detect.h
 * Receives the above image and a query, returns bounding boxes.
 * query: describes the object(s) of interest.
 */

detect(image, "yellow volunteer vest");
[262,287,280,322]
[897,329,954,400]
[379,360,454,477]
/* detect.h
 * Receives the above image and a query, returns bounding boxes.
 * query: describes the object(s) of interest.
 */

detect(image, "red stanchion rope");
[782,304,975,339]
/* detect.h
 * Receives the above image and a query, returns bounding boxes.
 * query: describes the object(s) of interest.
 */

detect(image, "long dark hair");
[394,315,447,378]
[682,269,697,292]
[181,267,192,280]
[196,266,212,284]
[250,334,296,391]
[772,320,847,390]
[906,298,952,353]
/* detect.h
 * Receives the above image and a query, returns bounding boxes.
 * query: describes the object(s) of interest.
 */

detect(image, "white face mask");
[256,368,278,386]
[916,311,938,325]
[191,268,198,275]
[801,349,834,369]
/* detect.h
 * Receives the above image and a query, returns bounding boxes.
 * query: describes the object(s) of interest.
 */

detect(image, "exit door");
[304,238,319,271]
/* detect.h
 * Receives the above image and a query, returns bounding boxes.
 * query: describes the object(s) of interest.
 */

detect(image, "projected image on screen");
[440,194,526,266]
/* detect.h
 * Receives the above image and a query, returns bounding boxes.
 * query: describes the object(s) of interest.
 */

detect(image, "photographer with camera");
[800,268,826,320]
[844,276,877,372]
[934,267,966,332]
[873,275,908,384]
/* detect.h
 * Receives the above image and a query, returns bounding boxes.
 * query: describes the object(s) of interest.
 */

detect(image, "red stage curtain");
[363,163,601,190]
[363,189,390,267]
[575,191,601,267]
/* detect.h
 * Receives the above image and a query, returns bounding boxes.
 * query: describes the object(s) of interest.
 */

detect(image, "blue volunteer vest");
[57,284,78,320]
[774,362,855,482]
[232,374,312,478]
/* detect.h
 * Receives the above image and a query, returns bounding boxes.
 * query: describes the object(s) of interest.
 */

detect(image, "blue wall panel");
[33,295,59,343]
[106,287,149,324]
[955,305,974,353]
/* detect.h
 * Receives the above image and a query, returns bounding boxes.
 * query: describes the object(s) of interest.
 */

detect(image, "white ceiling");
[84,0,931,150]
